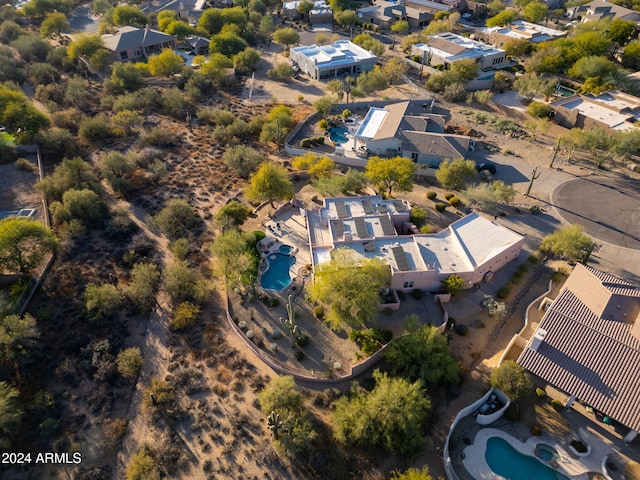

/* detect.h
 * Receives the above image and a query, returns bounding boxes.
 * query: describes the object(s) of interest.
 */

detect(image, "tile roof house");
[551,90,640,132]
[101,25,177,62]
[283,0,333,24]
[518,264,640,442]
[353,101,475,167]
[566,0,640,22]
[307,196,524,292]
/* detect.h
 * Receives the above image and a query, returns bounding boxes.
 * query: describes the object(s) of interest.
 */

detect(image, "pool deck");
[463,428,607,480]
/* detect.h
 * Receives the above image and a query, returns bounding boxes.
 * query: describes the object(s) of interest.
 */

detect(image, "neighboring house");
[353,101,475,167]
[481,20,567,48]
[101,25,177,62]
[290,40,378,80]
[357,1,433,30]
[411,32,507,70]
[283,0,332,23]
[307,196,524,292]
[518,264,640,444]
[551,90,640,132]
[181,36,210,55]
[404,0,455,14]
[141,0,207,25]
[566,0,640,22]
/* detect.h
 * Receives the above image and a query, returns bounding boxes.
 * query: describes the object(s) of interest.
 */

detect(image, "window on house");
[403,281,414,289]
[120,51,128,60]
[135,50,141,56]
[411,152,419,161]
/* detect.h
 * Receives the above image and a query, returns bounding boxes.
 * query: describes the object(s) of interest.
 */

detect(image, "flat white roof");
[555,92,640,131]
[482,20,565,42]
[291,40,376,69]
[415,33,504,61]
[354,108,388,140]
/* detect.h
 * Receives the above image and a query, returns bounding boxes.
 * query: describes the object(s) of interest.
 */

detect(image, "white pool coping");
[462,428,595,480]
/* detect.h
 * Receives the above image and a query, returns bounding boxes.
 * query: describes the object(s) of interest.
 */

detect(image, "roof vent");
[530,328,547,352]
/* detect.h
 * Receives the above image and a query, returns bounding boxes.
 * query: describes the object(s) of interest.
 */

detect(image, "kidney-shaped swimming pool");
[485,436,569,480]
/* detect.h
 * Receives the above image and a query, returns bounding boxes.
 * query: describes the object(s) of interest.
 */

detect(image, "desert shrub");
[106,208,137,240]
[294,350,304,361]
[310,135,325,145]
[78,115,112,142]
[550,399,564,411]
[455,324,469,336]
[527,101,553,118]
[410,207,427,227]
[318,119,328,130]
[126,446,161,480]
[426,191,437,200]
[435,202,447,212]
[531,425,541,436]
[170,301,201,330]
[153,199,201,239]
[444,193,455,200]
[517,264,528,274]
[348,328,393,355]
[528,253,539,263]
[300,138,311,148]
[314,305,324,318]
[143,127,179,147]
[170,238,189,260]
[419,225,433,234]
[504,403,519,421]
[496,286,511,299]
[295,333,309,347]
[449,196,461,207]
[104,418,128,445]
[269,297,280,308]
[535,387,547,398]
[39,417,60,438]
[116,347,143,381]
[411,289,423,299]
[222,145,262,178]
[15,158,36,172]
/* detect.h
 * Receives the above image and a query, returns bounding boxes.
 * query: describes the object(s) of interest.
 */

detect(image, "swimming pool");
[279,245,293,254]
[260,253,295,290]
[536,443,558,462]
[329,126,349,144]
[485,437,569,480]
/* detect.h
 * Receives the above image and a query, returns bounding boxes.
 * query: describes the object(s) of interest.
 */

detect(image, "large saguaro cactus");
[267,411,283,440]
[280,295,299,346]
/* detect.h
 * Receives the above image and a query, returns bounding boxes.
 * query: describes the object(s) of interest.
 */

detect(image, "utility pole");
[526,167,541,197]
[549,137,561,168]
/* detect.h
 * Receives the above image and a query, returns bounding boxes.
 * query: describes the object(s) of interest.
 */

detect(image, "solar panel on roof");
[362,200,375,215]
[378,204,388,214]
[393,200,408,212]
[333,219,344,239]
[391,246,411,271]
[354,217,369,238]
[379,216,395,236]
[336,202,348,218]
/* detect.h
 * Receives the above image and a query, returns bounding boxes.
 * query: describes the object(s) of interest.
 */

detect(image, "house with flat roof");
[405,0,456,14]
[412,32,506,70]
[518,264,640,444]
[283,0,332,23]
[481,20,567,48]
[101,25,177,62]
[357,1,433,30]
[566,0,640,22]
[290,40,378,80]
[307,196,524,292]
[551,90,640,132]
[353,101,475,167]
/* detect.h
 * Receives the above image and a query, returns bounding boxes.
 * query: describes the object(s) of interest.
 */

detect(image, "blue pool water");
[260,253,295,290]
[485,437,569,480]
[329,126,349,144]
[279,245,293,254]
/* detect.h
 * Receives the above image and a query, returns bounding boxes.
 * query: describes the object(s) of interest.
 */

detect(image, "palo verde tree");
[0,313,39,368]
[0,218,59,274]
[307,248,391,329]
[0,382,23,449]
[215,200,252,231]
[245,161,294,207]
[435,158,476,190]
[365,156,416,196]
[490,360,532,401]
[540,225,594,262]
[332,369,431,455]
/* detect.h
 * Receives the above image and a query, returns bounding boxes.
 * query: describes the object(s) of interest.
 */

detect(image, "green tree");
[215,200,252,230]
[486,9,517,27]
[540,224,593,262]
[112,5,148,26]
[0,382,23,449]
[442,274,465,295]
[527,101,553,118]
[258,375,302,414]
[382,57,409,85]
[0,313,39,366]
[503,38,533,60]
[245,162,294,206]
[0,218,59,273]
[435,158,476,190]
[621,40,640,69]
[147,49,184,77]
[105,62,143,94]
[568,55,619,82]
[116,347,143,380]
[386,321,459,386]
[391,19,410,36]
[37,157,101,202]
[391,466,434,480]
[210,228,253,285]
[50,188,107,227]
[332,370,431,454]
[165,20,195,40]
[267,62,296,81]
[487,0,506,13]
[163,259,198,304]
[209,31,247,56]
[222,145,262,178]
[365,156,416,196]
[572,31,612,57]
[198,8,223,35]
[462,180,516,210]
[292,153,335,179]
[356,67,388,93]
[272,27,299,48]
[522,1,548,22]
[40,12,69,37]
[125,262,160,313]
[342,168,367,193]
[126,447,160,480]
[513,72,556,100]
[153,199,201,240]
[353,33,385,56]
[307,248,391,329]
[233,47,260,74]
[423,12,460,34]
[157,10,178,31]
[490,360,532,401]
[333,9,358,28]
[84,283,123,322]
[606,18,636,47]
[313,96,334,118]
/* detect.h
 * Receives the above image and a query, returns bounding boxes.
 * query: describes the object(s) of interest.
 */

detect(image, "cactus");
[267,411,283,440]
[280,295,299,346]
[526,167,541,197]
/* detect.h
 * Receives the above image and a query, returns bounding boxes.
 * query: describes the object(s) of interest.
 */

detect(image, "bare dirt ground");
[0,155,42,217]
